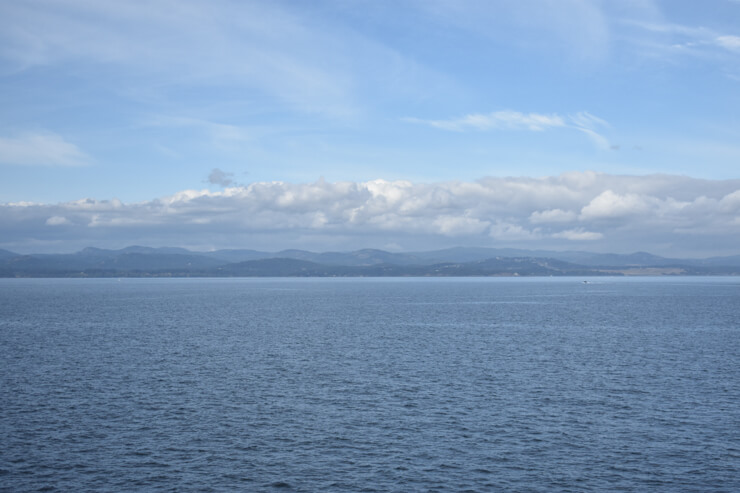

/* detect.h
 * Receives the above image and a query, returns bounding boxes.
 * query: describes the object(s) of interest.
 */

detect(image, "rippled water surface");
[2,277,739,491]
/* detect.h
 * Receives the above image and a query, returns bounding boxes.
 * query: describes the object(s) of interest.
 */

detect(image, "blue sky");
[1,0,740,255]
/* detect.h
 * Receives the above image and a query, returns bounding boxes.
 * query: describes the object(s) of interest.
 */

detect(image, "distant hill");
[1,245,739,277]
[201,249,272,263]
[202,248,426,266]
[0,248,19,261]
[408,247,694,268]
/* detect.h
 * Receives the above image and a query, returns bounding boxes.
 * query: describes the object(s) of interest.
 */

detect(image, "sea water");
[1,277,739,491]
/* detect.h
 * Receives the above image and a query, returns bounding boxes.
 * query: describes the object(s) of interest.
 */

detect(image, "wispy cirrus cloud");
[716,35,740,51]
[405,111,566,132]
[412,0,612,63]
[0,0,446,117]
[0,1,350,115]
[623,18,740,61]
[144,115,254,148]
[406,110,613,150]
[0,132,91,166]
[146,116,251,138]
[2,173,740,256]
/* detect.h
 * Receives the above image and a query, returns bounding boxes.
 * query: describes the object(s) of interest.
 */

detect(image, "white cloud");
[530,209,578,224]
[624,18,740,66]
[45,216,70,226]
[716,35,740,51]
[552,229,603,241]
[579,190,652,220]
[719,189,740,212]
[2,173,740,256]
[573,127,611,151]
[434,215,490,236]
[569,111,610,130]
[0,132,90,166]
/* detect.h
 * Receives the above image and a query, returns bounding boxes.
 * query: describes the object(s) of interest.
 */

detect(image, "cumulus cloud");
[0,132,90,166]
[2,173,740,256]
[434,215,490,236]
[580,190,653,220]
[719,190,740,212]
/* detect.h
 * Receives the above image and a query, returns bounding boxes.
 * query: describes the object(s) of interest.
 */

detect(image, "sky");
[1,0,740,256]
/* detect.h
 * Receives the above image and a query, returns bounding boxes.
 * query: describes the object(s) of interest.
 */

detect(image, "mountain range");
[1,246,739,277]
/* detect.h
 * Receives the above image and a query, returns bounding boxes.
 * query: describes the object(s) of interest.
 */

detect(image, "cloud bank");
[2,172,739,256]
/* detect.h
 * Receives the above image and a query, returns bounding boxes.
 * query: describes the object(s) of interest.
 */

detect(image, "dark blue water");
[1,277,739,492]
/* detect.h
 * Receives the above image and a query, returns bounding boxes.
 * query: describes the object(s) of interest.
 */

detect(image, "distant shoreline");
[2,246,740,278]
